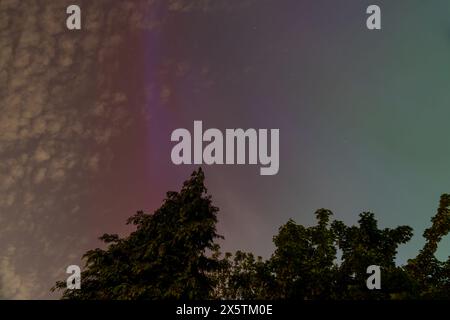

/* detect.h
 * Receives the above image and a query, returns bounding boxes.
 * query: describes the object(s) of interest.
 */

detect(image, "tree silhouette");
[268,209,337,299]
[332,212,413,299]
[407,194,450,298]
[53,170,450,300]
[54,168,221,299]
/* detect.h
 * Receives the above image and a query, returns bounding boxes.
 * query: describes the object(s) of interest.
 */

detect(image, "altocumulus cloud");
[0,0,159,299]
[0,0,254,299]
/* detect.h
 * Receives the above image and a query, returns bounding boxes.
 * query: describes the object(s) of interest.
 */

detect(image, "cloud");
[0,0,252,299]
[0,0,147,298]
[0,247,37,300]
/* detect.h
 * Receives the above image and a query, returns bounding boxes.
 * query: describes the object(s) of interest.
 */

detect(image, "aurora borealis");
[1,0,450,298]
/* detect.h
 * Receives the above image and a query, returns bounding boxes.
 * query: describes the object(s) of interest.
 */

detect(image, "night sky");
[1,0,450,298]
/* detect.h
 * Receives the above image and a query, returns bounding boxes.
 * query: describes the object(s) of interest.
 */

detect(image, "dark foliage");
[54,169,450,300]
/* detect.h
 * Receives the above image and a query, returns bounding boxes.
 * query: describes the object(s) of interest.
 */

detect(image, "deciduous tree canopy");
[53,169,450,300]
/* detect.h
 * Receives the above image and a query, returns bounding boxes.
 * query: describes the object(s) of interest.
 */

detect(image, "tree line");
[53,168,450,299]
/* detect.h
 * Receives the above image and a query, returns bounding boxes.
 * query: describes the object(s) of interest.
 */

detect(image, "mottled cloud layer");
[1,0,256,299]
[0,0,152,299]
